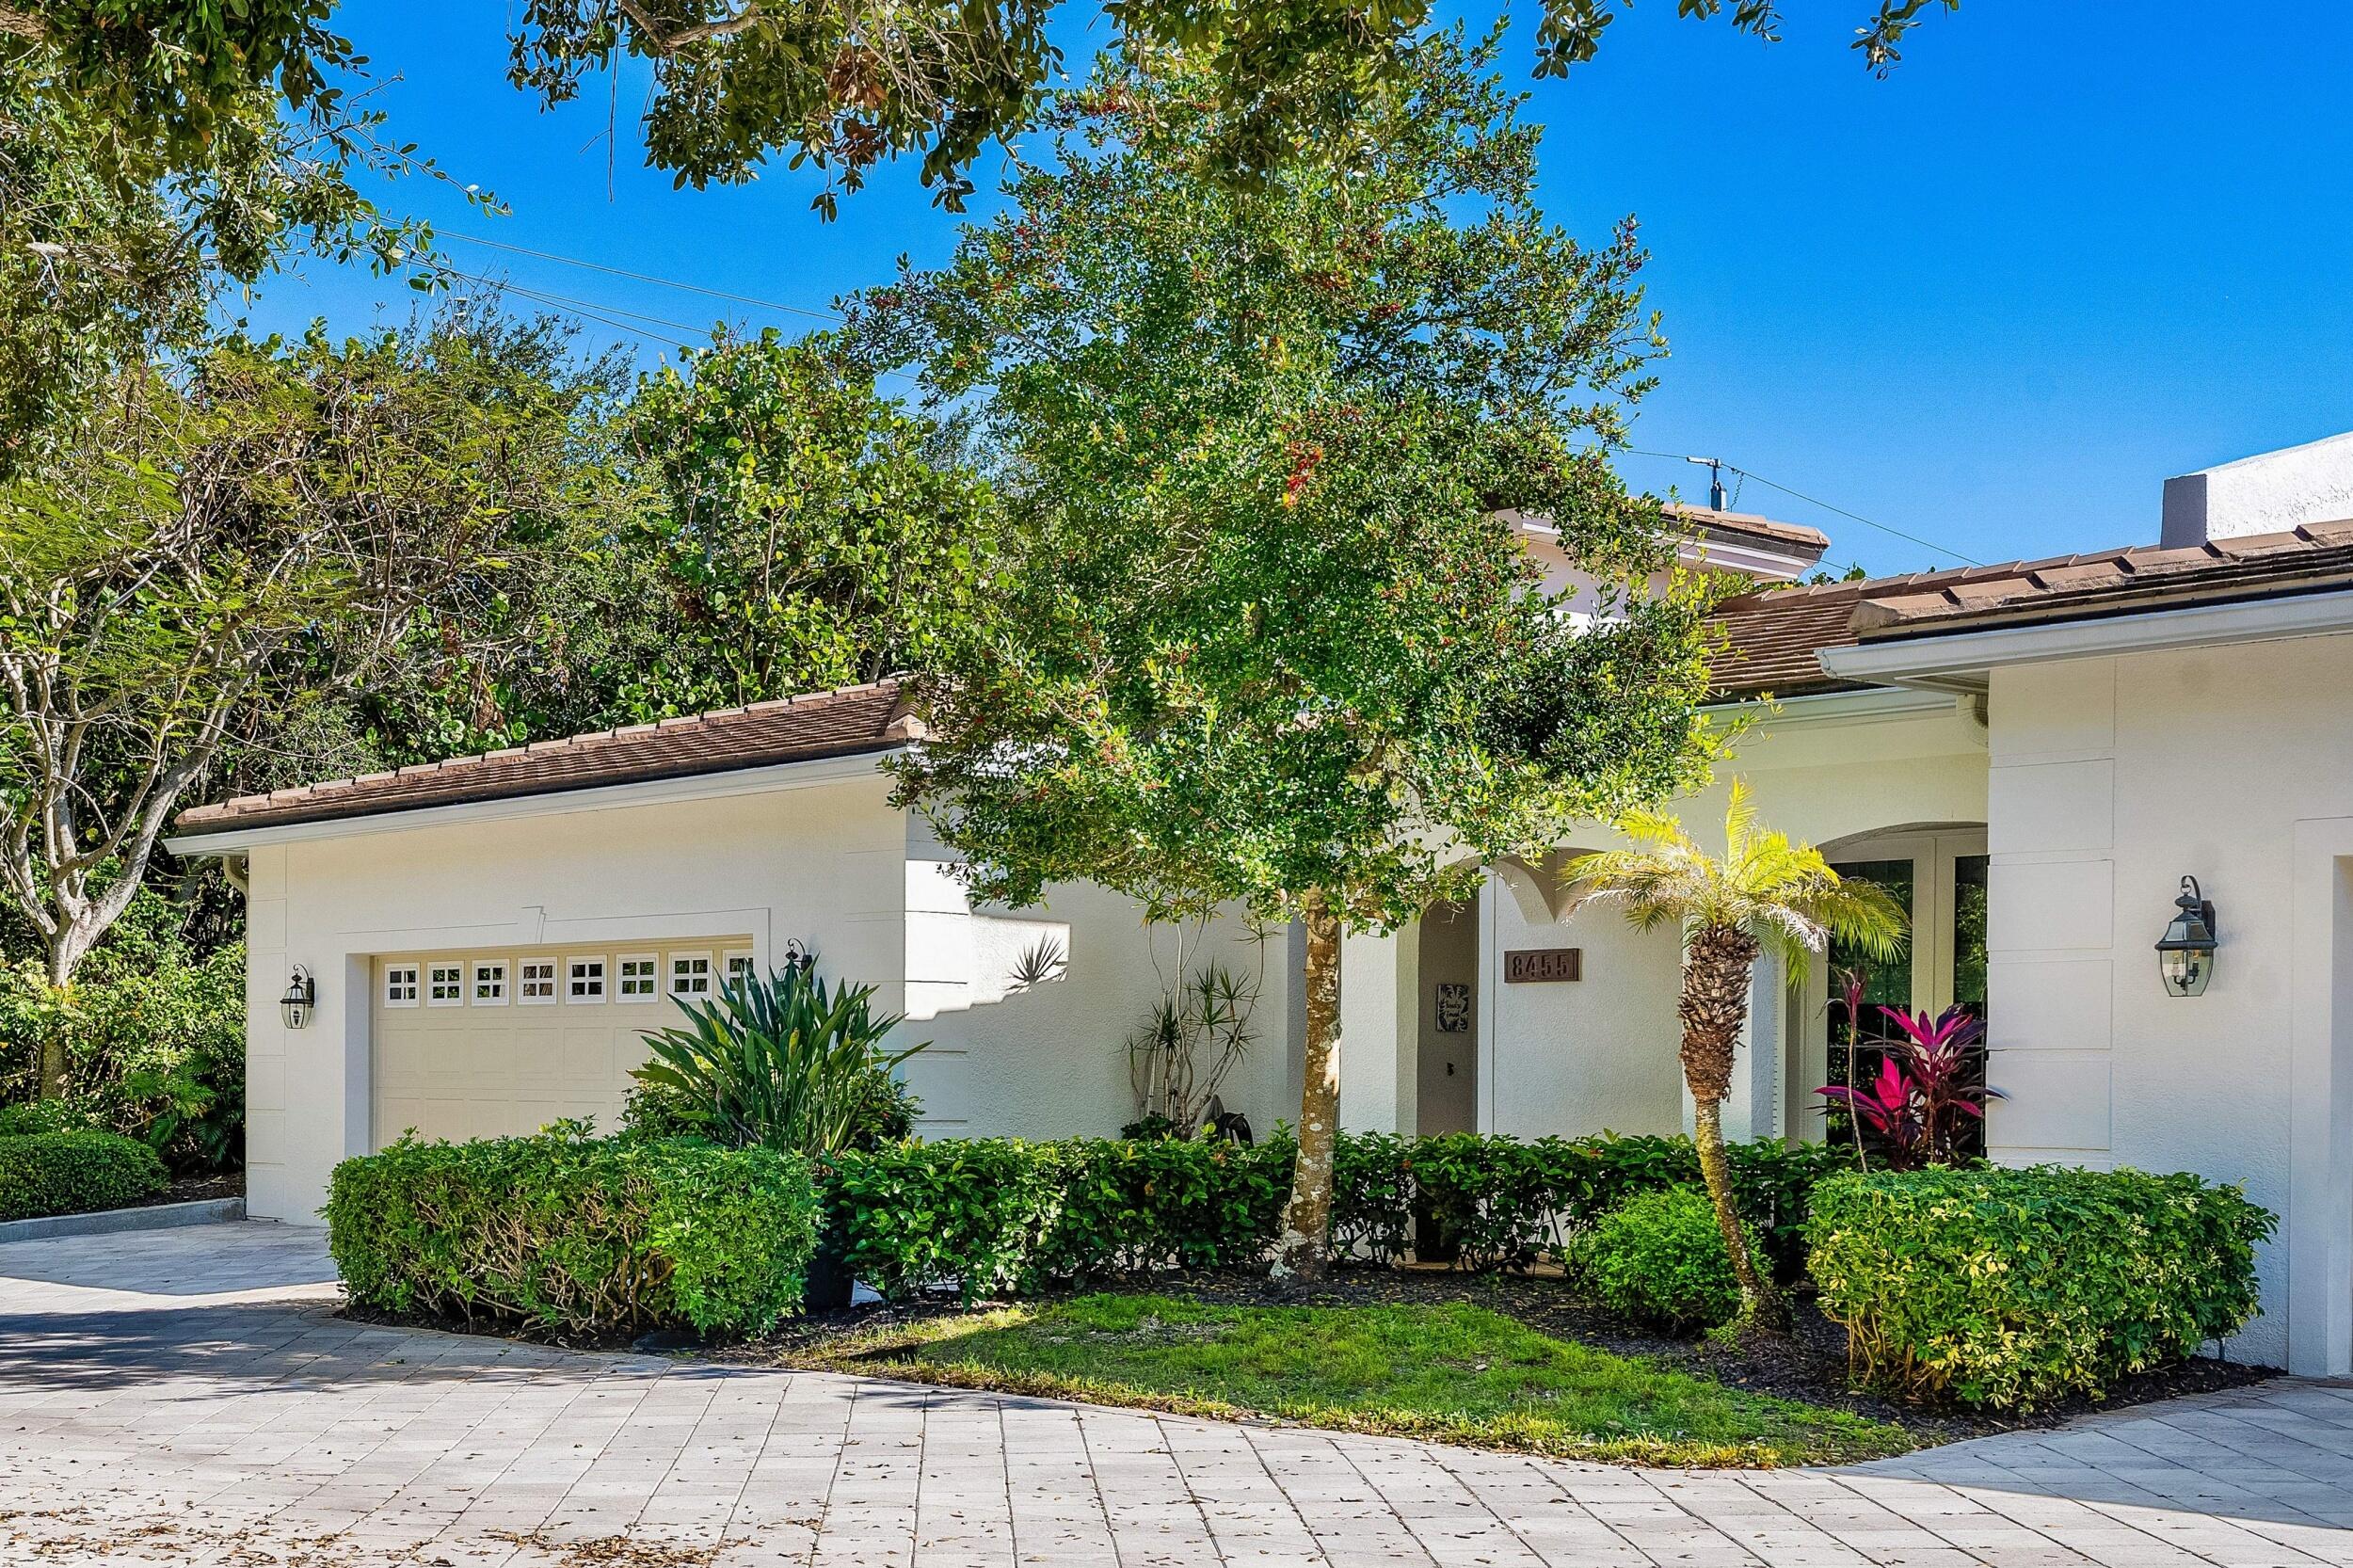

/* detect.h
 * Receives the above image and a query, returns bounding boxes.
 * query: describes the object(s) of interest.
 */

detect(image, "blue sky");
[247,2,2353,578]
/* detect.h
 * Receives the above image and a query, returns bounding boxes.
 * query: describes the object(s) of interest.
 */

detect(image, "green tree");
[1565,782,1906,1326]
[872,37,1721,1273]
[0,319,600,1095]
[0,25,473,473]
[610,331,997,714]
[7,2,1955,216]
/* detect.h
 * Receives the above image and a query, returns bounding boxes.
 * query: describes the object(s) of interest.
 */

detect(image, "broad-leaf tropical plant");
[1817,1004,2002,1171]
[632,960,925,1158]
[1567,780,1906,1327]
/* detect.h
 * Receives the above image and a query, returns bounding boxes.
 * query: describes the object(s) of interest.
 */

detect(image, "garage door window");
[520,959,558,1004]
[568,957,607,1002]
[725,951,755,986]
[472,959,507,1004]
[670,952,712,999]
[384,963,420,1007]
[617,954,658,1001]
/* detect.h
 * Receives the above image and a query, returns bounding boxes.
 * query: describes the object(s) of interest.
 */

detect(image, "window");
[724,950,756,985]
[472,959,508,1005]
[427,962,466,1007]
[669,952,713,999]
[383,963,420,1008]
[519,958,558,1004]
[567,957,607,1002]
[616,954,659,1001]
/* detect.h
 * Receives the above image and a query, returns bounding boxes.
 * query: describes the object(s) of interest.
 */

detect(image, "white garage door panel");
[371,941,748,1149]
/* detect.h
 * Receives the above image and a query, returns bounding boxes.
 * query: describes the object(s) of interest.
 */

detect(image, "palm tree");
[1566,781,1906,1329]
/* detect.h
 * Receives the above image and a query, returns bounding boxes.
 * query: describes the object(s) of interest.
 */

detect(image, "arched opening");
[1787,822,1990,1143]
[1415,888,1481,1134]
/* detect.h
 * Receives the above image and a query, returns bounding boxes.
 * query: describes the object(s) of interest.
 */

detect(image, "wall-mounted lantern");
[2154,877,2218,998]
[280,965,316,1030]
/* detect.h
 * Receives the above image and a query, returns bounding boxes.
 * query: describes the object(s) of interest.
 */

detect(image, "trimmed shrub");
[1575,1186,1760,1332]
[1807,1165,2274,1410]
[828,1135,1292,1301]
[828,1129,1842,1300]
[0,1128,168,1220]
[327,1125,821,1337]
[1337,1131,1840,1274]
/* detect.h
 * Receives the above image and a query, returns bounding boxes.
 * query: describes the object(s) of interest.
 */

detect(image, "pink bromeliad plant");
[1817,1005,2004,1171]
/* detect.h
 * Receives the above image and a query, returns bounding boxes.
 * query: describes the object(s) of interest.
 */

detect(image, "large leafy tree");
[870,35,1721,1273]
[0,24,470,474]
[1566,783,1905,1326]
[8,2,1956,216]
[313,326,998,770]
[0,319,604,1095]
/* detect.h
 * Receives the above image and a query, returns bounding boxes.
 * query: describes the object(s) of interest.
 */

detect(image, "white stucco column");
[1337,925,1418,1134]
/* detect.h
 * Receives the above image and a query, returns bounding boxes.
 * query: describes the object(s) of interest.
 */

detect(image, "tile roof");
[1707,581,1880,699]
[172,680,917,840]
[1849,520,2353,636]
[1661,504,1832,556]
[1707,520,2353,700]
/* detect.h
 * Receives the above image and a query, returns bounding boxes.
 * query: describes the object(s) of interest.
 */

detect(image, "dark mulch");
[726,1263,2274,1444]
[127,1171,244,1209]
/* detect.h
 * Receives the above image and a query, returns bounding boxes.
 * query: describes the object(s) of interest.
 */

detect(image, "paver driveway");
[3,1224,2351,1567]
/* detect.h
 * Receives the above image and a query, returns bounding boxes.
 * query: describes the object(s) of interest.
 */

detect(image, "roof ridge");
[179,677,908,827]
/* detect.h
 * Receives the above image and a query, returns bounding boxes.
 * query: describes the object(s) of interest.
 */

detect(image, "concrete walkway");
[1,1224,2348,1567]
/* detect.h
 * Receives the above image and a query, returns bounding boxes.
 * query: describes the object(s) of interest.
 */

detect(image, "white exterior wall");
[1470,689,1992,1145]
[237,760,1298,1224]
[1985,631,2353,1372]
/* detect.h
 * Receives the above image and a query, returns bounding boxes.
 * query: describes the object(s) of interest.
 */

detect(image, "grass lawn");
[792,1292,1914,1466]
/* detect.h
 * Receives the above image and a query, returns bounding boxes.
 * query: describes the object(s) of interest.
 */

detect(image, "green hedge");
[1337,1131,1842,1274]
[829,1130,1839,1300]
[1807,1165,2274,1410]
[0,1128,168,1221]
[828,1137,1291,1300]
[327,1126,820,1337]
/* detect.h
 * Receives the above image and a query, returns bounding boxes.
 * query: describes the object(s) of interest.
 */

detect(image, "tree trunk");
[1680,923,1785,1330]
[1692,1096,1783,1328]
[1274,894,1342,1277]
[36,939,83,1101]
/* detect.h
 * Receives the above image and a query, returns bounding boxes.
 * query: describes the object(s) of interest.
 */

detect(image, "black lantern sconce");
[280,965,316,1030]
[2153,877,2217,998]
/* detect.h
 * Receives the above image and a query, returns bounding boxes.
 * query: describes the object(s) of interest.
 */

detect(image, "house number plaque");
[1504,948,1582,984]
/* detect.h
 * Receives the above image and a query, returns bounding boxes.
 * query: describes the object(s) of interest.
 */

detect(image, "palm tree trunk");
[1274,894,1342,1277]
[1681,922,1785,1330]
[1692,1096,1783,1328]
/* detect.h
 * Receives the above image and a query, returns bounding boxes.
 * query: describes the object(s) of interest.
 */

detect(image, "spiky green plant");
[633,962,925,1159]
[1566,780,1906,1329]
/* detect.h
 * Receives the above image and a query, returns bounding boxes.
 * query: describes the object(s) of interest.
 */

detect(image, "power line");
[440,231,846,325]
[1622,447,1981,568]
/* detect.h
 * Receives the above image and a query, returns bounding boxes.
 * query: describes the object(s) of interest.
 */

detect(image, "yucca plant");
[632,961,925,1159]
[1567,781,1907,1329]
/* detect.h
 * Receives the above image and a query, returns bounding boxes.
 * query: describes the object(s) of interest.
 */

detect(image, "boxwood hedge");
[827,1129,1839,1300]
[1807,1164,2274,1410]
[0,1128,168,1221]
[328,1125,820,1337]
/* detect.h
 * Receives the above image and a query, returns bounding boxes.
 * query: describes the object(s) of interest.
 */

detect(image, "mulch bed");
[724,1263,2274,1445]
[126,1171,245,1209]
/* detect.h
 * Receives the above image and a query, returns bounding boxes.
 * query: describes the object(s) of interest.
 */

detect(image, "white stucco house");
[169,435,2353,1376]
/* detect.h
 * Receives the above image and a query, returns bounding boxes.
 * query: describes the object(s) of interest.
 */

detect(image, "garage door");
[372,941,752,1148]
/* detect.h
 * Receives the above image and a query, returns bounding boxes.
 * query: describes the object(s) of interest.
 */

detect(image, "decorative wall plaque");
[1503,948,1582,984]
[1434,982,1472,1033]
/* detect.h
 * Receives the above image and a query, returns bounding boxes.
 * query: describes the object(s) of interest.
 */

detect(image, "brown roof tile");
[1662,503,1832,556]
[172,680,917,840]
[1709,521,2353,699]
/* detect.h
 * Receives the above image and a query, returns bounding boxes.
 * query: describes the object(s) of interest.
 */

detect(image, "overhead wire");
[1621,446,1981,568]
